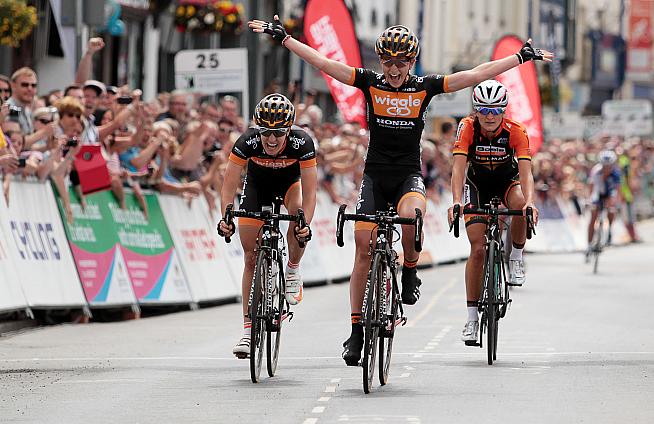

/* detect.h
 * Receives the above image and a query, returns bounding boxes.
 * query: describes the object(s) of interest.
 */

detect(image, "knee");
[470,243,485,262]
[244,251,257,268]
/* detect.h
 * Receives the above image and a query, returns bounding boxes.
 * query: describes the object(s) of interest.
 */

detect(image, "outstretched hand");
[516,38,554,64]
[248,14,288,43]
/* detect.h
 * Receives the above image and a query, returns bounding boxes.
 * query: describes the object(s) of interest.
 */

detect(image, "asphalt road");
[1,222,653,424]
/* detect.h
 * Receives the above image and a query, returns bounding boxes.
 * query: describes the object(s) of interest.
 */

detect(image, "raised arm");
[446,39,552,92]
[249,15,354,85]
[75,38,105,85]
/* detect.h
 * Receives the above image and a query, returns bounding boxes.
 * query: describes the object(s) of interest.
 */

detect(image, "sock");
[467,306,479,322]
[286,260,299,274]
[510,246,524,261]
[351,313,362,325]
[243,320,251,338]
[403,258,418,269]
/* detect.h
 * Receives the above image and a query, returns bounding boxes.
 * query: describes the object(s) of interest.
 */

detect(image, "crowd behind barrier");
[1,38,653,321]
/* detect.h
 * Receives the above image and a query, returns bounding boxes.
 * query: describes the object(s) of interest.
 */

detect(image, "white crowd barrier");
[0,181,639,316]
[0,180,86,309]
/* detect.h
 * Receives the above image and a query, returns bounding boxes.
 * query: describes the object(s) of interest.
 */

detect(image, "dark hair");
[64,85,81,96]
[218,118,234,127]
[441,121,454,135]
[0,74,10,88]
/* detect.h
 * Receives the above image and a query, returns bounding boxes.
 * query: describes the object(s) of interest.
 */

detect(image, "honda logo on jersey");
[369,87,426,118]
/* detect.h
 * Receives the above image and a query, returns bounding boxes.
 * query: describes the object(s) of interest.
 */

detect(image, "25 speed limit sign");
[174,48,248,94]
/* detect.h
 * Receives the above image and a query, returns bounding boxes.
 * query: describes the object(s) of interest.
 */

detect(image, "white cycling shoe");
[508,258,526,286]
[461,321,479,343]
[285,272,303,305]
[232,336,250,359]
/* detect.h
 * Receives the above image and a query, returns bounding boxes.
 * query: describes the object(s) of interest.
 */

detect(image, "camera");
[65,138,79,148]
[117,96,133,105]
[17,158,26,168]
[8,105,22,117]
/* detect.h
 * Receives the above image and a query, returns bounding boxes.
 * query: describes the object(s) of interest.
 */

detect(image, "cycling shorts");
[355,168,426,231]
[464,175,520,226]
[239,170,300,227]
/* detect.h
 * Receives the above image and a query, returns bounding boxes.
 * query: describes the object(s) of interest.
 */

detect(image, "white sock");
[286,261,299,275]
[510,246,523,260]
[467,306,478,322]
[243,322,251,338]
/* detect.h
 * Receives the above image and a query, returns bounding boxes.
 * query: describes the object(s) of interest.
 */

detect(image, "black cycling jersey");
[348,68,448,171]
[229,126,317,181]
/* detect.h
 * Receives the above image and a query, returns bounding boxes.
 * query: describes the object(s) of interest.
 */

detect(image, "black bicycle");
[336,204,423,393]
[587,197,609,274]
[450,198,534,365]
[220,198,307,383]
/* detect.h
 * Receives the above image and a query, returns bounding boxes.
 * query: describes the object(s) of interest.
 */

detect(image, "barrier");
[0,180,86,309]
[158,195,240,302]
[1,178,646,317]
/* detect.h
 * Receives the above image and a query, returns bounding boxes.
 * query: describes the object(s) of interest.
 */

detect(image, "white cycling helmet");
[472,80,508,108]
[598,150,617,165]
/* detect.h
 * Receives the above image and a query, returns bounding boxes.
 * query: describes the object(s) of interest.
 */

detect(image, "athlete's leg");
[283,181,305,305]
[504,183,526,247]
[238,223,262,317]
[462,219,486,342]
[397,174,427,305]
[588,206,599,244]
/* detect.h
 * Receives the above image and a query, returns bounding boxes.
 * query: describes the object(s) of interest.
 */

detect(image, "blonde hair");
[11,67,37,82]
[54,96,84,116]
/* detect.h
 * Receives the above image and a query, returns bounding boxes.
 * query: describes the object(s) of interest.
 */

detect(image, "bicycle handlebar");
[218,203,307,245]
[335,205,423,252]
[449,204,536,239]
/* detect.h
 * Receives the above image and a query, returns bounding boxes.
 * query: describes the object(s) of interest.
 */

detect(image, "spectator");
[156,90,188,126]
[219,95,243,132]
[0,74,12,103]
[7,67,38,135]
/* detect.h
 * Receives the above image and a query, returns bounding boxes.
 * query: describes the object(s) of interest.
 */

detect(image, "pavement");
[1,221,653,423]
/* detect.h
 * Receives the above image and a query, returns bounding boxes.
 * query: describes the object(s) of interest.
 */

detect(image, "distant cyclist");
[249,16,552,366]
[586,150,621,259]
[448,80,539,344]
[218,94,317,358]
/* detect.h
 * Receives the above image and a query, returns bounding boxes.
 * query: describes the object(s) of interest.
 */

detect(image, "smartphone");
[17,158,26,168]
[117,96,133,105]
[65,138,78,148]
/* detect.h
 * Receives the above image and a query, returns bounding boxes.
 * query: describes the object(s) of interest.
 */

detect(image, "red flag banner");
[627,0,653,75]
[491,35,544,154]
[304,0,366,127]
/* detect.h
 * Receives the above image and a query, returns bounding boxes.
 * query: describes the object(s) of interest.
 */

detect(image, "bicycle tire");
[593,215,603,274]
[250,250,267,383]
[493,257,501,361]
[379,259,397,386]
[363,252,382,394]
[266,258,284,377]
[486,241,496,365]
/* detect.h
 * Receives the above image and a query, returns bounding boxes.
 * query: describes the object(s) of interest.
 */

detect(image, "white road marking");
[303,419,318,424]
[399,373,410,378]
[317,397,330,402]
[325,386,336,393]
[406,278,457,328]
[312,406,326,413]
[57,379,143,384]
[330,378,341,383]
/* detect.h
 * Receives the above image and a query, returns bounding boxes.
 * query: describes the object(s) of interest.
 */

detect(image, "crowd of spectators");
[1,37,652,227]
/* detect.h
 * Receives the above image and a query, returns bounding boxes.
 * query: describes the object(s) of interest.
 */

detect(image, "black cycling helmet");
[375,25,420,58]
[254,93,295,129]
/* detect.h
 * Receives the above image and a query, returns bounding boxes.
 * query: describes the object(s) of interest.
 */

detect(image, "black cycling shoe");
[401,267,422,305]
[342,325,364,366]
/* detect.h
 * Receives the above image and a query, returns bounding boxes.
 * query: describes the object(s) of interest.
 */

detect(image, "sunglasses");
[260,128,288,137]
[219,127,232,133]
[0,88,10,93]
[37,118,53,124]
[64,112,82,120]
[20,82,38,89]
[380,57,411,68]
[475,106,506,116]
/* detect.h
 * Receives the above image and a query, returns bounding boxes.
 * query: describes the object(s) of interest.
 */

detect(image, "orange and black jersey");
[452,116,531,182]
[348,68,449,171]
[229,126,317,179]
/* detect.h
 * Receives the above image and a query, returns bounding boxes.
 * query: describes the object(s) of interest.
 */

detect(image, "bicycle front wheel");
[593,217,603,274]
[363,253,382,394]
[267,259,285,377]
[486,243,497,365]
[250,250,268,383]
[379,259,397,386]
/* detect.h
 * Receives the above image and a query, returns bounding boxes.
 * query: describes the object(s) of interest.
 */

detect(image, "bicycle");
[220,198,307,383]
[336,204,423,393]
[587,196,609,274]
[450,198,534,365]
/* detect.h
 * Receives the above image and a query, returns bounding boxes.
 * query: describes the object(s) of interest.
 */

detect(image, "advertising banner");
[1,180,86,308]
[56,188,193,305]
[0,193,28,313]
[304,0,366,127]
[492,35,544,154]
[158,195,240,302]
[627,0,653,77]
[57,190,137,307]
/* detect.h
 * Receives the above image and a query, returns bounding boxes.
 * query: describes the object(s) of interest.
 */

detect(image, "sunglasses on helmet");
[259,127,289,137]
[475,106,506,116]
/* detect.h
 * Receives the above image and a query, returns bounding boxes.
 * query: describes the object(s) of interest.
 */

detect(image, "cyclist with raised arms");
[447,80,539,344]
[586,150,621,259]
[249,16,552,366]
[218,94,317,358]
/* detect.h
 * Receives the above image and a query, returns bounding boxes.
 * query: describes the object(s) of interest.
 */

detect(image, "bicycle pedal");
[464,340,480,347]
[234,352,249,359]
[507,281,523,287]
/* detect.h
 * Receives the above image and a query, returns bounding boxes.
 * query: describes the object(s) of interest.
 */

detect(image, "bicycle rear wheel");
[379,261,397,386]
[250,250,267,383]
[486,243,497,365]
[363,253,382,394]
[267,260,285,377]
[592,216,603,274]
